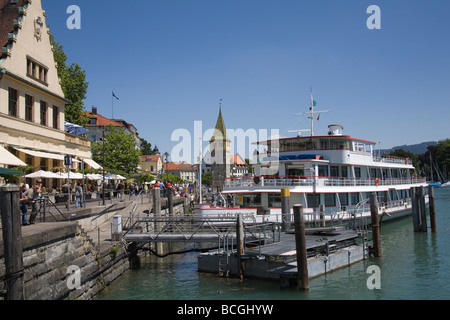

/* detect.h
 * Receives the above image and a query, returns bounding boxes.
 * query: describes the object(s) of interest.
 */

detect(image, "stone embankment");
[0,191,189,300]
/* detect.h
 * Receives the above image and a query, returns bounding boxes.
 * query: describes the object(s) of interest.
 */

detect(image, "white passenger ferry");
[195,96,428,225]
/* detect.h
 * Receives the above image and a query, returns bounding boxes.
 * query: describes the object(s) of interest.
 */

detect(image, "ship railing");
[225,176,314,188]
[373,154,412,165]
[323,176,426,187]
[225,176,426,188]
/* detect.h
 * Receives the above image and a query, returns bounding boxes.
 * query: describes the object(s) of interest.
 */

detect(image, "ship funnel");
[328,124,344,136]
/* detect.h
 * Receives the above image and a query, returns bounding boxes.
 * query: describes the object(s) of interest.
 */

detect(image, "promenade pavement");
[13,192,154,255]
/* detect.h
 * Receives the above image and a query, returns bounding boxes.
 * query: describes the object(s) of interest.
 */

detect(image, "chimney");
[92,106,97,115]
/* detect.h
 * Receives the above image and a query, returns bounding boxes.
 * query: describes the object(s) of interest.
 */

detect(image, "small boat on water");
[195,92,429,225]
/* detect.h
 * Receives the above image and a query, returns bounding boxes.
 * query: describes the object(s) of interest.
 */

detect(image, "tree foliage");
[160,173,185,184]
[91,125,141,177]
[436,139,450,170]
[388,149,419,169]
[50,33,89,126]
[140,138,154,155]
[201,171,212,186]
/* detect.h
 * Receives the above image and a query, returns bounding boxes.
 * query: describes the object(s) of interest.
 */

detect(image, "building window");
[52,106,59,129]
[8,87,18,117]
[90,118,97,125]
[27,58,48,84]
[40,101,47,126]
[25,94,33,121]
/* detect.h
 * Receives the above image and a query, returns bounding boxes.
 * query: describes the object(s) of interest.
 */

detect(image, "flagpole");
[112,91,114,119]
[310,87,314,136]
[112,91,119,119]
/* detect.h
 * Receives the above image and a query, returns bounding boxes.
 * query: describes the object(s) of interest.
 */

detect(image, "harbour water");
[96,187,450,300]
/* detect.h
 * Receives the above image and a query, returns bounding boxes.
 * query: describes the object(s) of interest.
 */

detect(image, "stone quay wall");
[1,197,188,300]
[0,221,147,300]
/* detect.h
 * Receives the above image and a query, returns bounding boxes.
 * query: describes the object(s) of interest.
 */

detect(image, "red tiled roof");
[86,112,125,127]
[141,155,162,162]
[165,162,196,172]
[0,0,25,56]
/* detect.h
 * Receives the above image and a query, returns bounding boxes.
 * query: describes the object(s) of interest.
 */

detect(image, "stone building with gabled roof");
[0,0,98,186]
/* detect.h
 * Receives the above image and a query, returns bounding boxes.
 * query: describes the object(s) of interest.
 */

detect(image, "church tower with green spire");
[209,102,231,190]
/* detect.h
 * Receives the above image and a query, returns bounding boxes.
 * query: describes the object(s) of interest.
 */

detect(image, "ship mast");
[295,88,330,136]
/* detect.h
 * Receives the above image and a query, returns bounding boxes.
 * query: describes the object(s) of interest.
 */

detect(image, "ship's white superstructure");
[195,94,428,224]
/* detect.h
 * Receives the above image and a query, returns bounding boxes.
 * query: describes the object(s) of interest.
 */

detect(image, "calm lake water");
[96,187,450,300]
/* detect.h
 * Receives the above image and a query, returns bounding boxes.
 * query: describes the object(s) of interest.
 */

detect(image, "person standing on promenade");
[28,180,42,224]
[75,183,83,208]
[20,183,33,225]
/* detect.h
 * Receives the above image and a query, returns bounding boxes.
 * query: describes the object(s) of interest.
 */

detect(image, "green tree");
[91,125,141,177]
[140,138,154,155]
[139,173,154,184]
[50,33,89,126]
[201,171,212,186]
[160,173,184,184]
[436,139,450,179]
[389,149,419,169]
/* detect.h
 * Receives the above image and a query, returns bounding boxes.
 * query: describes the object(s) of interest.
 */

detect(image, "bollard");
[281,189,291,232]
[428,186,437,233]
[0,185,25,300]
[369,193,381,257]
[293,205,309,291]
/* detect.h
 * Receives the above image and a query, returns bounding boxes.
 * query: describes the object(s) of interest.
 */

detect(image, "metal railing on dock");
[123,214,282,254]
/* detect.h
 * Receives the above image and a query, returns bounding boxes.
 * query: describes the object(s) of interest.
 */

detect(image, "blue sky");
[43,0,450,162]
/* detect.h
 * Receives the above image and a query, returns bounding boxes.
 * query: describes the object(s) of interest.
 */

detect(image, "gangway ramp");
[123,214,280,245]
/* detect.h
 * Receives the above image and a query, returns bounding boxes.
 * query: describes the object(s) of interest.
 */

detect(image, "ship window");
[286,164,304,176]
[307,193,320,208]
[318,165,328,177]
[339,193,348,206]
[341,166,348,178]
[331,139,348,150]
[320,139,329,150]
[330,166,338,177]
[351,193,360,205]
[268,193,281,207]
[240,194,261,207]
[325,193,336,207]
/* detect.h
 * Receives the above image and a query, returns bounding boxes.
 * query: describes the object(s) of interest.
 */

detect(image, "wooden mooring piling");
[293,205,309,291]
[369,193,381,258]
[0,185,25,300]
[411,186,436,233]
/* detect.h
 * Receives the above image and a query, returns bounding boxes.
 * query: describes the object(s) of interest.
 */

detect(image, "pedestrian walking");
[75,183,83,208]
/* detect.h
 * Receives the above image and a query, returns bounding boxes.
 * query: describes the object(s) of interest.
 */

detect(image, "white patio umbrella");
[24,170,61,179]
[86,173,103,180]
[105,174,127,180]
[55,172,84,180]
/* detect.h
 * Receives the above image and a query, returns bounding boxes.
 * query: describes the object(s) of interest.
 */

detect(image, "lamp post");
[102,126,106,206]
[163,152,169,174]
